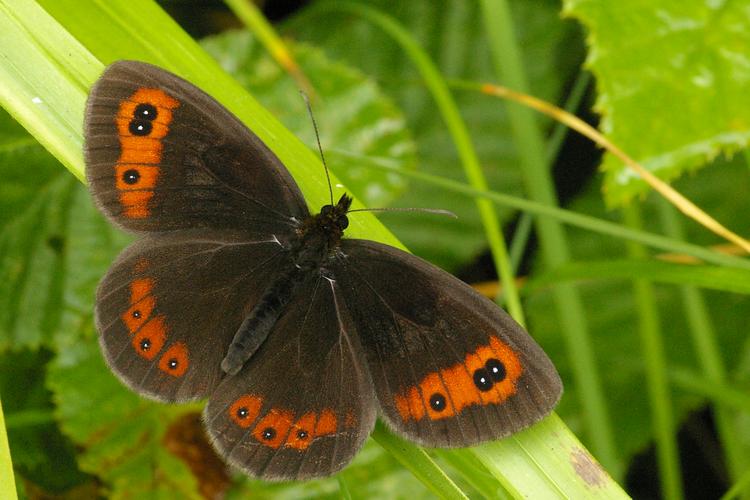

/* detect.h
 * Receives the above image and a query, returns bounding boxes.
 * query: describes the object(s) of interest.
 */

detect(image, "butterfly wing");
[204,275,376,480]
[84,60,308,233]
[95,229,290,402]
[333,239,562,447]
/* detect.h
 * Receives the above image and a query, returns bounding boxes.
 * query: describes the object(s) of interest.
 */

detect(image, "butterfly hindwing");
[95,229,290,402]
[333,239,562,447]
[204,274,376,480]
[85,60,308,233]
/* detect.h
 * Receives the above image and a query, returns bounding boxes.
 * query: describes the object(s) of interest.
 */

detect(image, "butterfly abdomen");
[220,197,351,377]
[221,260,306,375]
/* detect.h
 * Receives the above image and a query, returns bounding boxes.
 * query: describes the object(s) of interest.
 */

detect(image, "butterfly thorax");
[290,193,352,270]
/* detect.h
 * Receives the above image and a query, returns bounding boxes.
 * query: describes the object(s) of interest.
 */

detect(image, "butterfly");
[84,60,562,481]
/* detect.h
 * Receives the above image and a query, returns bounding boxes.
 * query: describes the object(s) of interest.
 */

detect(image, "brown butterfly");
[84,60,562,480]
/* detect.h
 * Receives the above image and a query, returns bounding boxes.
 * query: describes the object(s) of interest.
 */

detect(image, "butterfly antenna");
[301,91,334,206]
[348,207,458,218]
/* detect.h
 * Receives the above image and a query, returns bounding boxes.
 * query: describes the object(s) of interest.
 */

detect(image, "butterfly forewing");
[85,60,309,233]
[96,229,290,402]
[204,275,376,480]
[332,239,562,447]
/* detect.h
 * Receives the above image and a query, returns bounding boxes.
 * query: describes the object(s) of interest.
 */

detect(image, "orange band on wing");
[226,398,342,451]
[252,409,295,449]
[122,277,156,334]
[158,342,189,377]
[115,87,180,219]
[394,336,523,422]
[132,316,167,360]
[285,412,318,450]
[229,396,263,428]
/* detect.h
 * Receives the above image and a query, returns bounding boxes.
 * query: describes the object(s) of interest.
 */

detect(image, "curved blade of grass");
[223,0,315,97]
[623,205,683,500]
[475,81,750,255]
[0,0,100,182]
[669,369,750,414]
[347,157,750,271]
[372,422,468,500]
[528,259,750,295]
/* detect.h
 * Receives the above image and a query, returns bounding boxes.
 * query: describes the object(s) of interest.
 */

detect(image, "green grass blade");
[356,159,750,270]
[669,369,750,414]
[0,0,100,182]
[529,259,750,295]
[623,205,683,500]
[372,422,468,500]
[0,398,18,500]
[657,200,748,485]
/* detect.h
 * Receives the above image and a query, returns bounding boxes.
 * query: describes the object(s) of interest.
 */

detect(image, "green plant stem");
[0,398,17,500]
[481,0,618,474]
[623,204,684,500]
[502,70,593,287]
[313,1,525,325]
[224,0,283,57]
[657,200,747,484]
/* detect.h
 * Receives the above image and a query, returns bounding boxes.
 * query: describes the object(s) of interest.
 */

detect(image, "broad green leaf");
[0,175,76,350]
[286,0,585,269]
[1,349,91,494]
[564,0,750,206]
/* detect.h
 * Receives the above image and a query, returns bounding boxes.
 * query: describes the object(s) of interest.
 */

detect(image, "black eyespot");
[297,430,308,440]
[134,103,157,121]
[129,119,152,136]
[236,407,249,419]
[132,310,141,319]
[261,428,276,440]
[122,169,140,185]
[168,358,178,370]
[473,368,494,392]
[140,338,151,351]
[485,358,506,382]
[429,393,446,412]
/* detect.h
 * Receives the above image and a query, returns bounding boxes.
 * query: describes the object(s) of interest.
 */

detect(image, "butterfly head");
[317,193,352,235]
